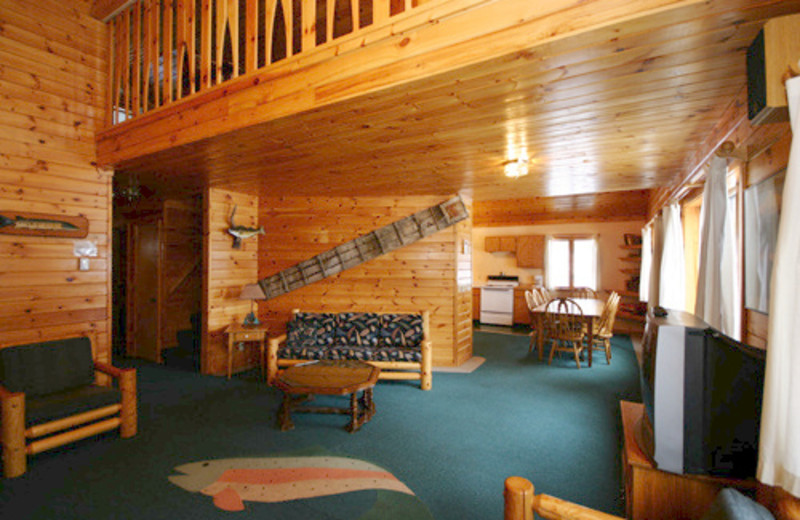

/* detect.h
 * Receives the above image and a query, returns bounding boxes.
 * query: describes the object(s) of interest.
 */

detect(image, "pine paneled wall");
[257,196,472,367]
[203,188,260,375]
[453,212,473,366]
[0,0,111,359]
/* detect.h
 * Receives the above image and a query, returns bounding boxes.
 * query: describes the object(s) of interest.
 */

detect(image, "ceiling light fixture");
[116,175,142,202]
[503,158,529,179]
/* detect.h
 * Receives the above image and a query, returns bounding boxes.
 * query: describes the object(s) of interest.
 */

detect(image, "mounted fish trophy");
[227,205,264,249]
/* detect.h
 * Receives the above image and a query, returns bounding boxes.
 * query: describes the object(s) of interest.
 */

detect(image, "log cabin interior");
[1,0,800,514]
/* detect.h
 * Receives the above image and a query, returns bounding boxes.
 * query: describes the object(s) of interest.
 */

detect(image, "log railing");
[106,0,424,125]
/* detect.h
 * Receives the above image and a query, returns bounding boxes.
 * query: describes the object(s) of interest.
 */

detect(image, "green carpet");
[0,331,641,519]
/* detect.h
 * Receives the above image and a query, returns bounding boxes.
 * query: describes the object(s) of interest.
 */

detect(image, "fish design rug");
[169,454,432,518]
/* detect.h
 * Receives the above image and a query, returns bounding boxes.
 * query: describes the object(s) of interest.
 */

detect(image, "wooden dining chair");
[569,287,598,299]
[588,291,620,363]
[539,287,552,302]
[545,298,586,369]
[525,289,546,354]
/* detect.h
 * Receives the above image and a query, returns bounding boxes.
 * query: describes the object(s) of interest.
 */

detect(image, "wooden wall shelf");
[616,235,644,333]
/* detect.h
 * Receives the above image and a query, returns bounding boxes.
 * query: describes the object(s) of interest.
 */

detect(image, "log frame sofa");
[267,309,432,390]
[0,332,137,478]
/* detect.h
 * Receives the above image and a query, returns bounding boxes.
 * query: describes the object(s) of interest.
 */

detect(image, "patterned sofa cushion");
[280,344,422,363]
[378,314,424,347]
[335,312,381,347]
[282,312,425,361]
[286,313,338,349]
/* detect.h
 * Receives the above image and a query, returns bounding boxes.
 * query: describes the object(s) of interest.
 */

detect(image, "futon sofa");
[0,334,137,478]
[267,310,432,390]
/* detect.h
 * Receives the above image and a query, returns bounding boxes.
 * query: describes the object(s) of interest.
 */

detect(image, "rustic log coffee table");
[273,360,381,433]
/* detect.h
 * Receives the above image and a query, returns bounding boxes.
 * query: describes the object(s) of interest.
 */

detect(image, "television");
[636,308,766,478]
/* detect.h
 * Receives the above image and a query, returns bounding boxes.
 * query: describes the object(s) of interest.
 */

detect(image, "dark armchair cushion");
[26,385,122,426]
[0,337,95,397]
[701,488,774,520]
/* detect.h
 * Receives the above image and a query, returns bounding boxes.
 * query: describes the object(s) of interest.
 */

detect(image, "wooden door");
[128,221,162,362]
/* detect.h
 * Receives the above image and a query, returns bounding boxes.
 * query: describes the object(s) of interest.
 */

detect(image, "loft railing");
[106,0,424,125]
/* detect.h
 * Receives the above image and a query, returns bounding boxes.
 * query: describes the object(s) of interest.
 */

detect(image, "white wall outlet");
[79,257,90,271]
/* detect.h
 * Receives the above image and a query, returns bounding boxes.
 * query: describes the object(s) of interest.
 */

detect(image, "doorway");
[112,194,202,369]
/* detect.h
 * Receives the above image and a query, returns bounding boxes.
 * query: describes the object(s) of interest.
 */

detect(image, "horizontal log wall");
[0,0,111,360]
[203,188,260,375]
[257,195,468,367]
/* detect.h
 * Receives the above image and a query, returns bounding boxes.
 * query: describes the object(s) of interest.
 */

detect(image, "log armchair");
[0,333,137,478]
[504,476,800,520]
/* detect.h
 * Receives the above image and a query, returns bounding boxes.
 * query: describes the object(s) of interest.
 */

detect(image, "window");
[545,236,598,290]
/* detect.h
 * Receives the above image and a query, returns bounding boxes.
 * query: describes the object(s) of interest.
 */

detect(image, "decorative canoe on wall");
[0,211,89,238]
[258,196,469,300]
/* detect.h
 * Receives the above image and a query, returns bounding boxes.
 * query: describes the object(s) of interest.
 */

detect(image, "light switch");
[79,257,90,271]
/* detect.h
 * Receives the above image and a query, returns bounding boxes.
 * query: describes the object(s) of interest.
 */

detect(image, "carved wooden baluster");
[351,0,360,29]
[264,0,276,63]
[150,0,161,108]
[131,1,141,115]
[301,0,314,53]
[245,0,259,73]
[373,0,387,25]
[106,16,116,125]
[122,9,131,120]
[200,0,212,89]
[215,0,239,84]
[326,0,335,42]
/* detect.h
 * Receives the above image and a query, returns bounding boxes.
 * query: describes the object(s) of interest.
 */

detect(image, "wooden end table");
[225,323,269,379]
[273,360,381,433]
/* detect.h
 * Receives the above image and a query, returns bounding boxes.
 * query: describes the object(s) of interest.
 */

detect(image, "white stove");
[480,275,519,325]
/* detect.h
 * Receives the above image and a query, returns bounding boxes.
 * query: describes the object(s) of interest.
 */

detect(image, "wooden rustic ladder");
[257,196,468,300]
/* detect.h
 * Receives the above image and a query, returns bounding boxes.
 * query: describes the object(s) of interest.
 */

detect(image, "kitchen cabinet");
[516,235,545,268]
[513,288,530,324]
[485,236,516,253]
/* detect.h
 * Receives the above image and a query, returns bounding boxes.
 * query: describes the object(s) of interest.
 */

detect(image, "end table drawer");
[234,331,266,341]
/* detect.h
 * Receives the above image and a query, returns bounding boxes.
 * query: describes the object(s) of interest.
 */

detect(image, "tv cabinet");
[620,400,759,520]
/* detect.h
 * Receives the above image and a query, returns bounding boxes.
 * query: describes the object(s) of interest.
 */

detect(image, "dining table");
[530,298,606,367]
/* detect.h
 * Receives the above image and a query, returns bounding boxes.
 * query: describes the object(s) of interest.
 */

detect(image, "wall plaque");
[0,211,89,238]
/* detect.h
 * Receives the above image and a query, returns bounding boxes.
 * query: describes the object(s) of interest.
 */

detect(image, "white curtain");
[659,203,686,311]
[758,75,800,497]
[648,214,664,310]
[720,194,740,339]
[695,156,728,329]
[640,224,652,302]
[745,177,779,312]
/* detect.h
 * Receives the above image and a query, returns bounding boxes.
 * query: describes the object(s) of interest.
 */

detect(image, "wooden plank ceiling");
[109,0,800,204]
